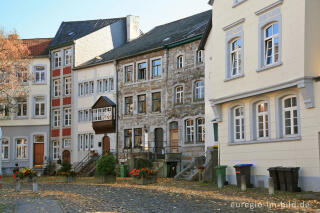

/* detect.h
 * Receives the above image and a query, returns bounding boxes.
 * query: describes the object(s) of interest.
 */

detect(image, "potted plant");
[131,168,159,185]
[95,152,116,183]
[57,161,76,182]
[12,168,38,192]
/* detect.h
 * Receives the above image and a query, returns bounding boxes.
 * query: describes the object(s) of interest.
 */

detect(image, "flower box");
[133,176,157,185]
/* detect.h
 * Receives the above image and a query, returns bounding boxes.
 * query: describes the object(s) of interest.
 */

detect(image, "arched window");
[194,81,204,100]
[234,106,245,141]
[185,119,194,143]
[177,55,184,69]
[230,38,242,76]
[175,86,184,104]
[282,96,298,136]
[264,22,279,65]
[256,102,269,139]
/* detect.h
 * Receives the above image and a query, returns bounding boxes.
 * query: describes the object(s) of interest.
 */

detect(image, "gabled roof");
[22,38,53,57]
[50,18,126,49]
[92,96,116,109]
[75,10,212,69]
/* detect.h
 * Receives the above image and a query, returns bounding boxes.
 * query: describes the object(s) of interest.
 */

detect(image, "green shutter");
[213,123,218,142]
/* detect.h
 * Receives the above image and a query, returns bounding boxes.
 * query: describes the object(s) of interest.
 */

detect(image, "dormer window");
[264,23,279,66]
[177,55,184,69]
[230,38,242,76]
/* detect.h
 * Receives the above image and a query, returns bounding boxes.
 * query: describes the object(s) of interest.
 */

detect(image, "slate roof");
[198,13,212,50]
[75,10,212,69]
[50,18,126,48]
[22,38,53,57]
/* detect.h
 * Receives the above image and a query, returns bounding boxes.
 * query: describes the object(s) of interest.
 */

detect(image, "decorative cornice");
[255,0,284,16]
[223,18,245,31]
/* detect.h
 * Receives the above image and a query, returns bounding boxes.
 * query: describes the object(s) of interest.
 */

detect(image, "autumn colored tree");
[0,28,31,114]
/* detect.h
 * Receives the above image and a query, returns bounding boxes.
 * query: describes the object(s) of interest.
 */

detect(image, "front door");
[33,143,44,166]
[170,129,179,153]
[62,150,71,164]
[103,136,110,154]
[154,128,163,155]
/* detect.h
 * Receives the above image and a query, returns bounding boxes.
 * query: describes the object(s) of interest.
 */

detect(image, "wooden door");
[103,136,110,154]
[170,129,179,153]
[62,150,71,164]
[34,143,44,166]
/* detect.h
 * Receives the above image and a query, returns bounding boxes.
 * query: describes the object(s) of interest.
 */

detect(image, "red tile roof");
[22,38,53,57]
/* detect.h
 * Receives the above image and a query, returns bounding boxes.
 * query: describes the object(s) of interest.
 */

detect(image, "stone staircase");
[75,155,101,177]
[179,166,199,181]
[174,156,206,181]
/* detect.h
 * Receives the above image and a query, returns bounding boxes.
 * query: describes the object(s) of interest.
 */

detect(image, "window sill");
[257,62,282,72]
[14,116,29,120]
[33,82,47,85]
[224,74,245,82]
[232,0,247,8]
[229,136,301,145]
[33,116,47,119]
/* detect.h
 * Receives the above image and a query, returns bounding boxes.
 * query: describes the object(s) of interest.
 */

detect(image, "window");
[64,49,72,66]
[124,129,132,149]
[1,138,9,160]
[54,51,62,68]
[125,97,133,115]
[34,65,45,83]
[34,96,45,117]
[16,98,27,117]
[152,92,161,112]
[89,81,94,94]
[134,128,143,148]
[53,141,59,160]
[196,50,203,63]
[53,109,60,127]
[175,86,184,104]
[137,62,147,80]
[152,59,162,78]
[34,135,44,144]
[16,138,27,159]
[234,107,245,141]
[78,83,84,96]
[194,81,204,100]
[177,55,183,69]
[0,104,9,118]
[230,38,242,76]
[79,135,84,150]
[53,79,61,97]
[90,134,94,149]
[64,77,71,96]
[213,123,219,142]
[109,78,114,91]
[64,108,71,126]
[84,110,89,121]
[196,118,205,143]
[63,139,71,148]
[124,65,133,83]
[138,94,146,113]
[84,82,89,95]
[85,134,89,150]
[103,79,108,92]
[283,96,298,136]
[185,119,194,143]
[78,110,83,122]
[97,80,103,93]
[264,23,279,66]
[256,102,269,139]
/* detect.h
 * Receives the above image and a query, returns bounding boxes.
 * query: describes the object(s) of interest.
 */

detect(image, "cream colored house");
[0,38,52,174]
[202,0,320,191]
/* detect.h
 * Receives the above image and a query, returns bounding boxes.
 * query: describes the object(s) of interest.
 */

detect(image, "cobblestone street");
[1,179,317,213]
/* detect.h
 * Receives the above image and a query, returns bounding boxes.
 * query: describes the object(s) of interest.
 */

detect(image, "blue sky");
[0,0,211,39]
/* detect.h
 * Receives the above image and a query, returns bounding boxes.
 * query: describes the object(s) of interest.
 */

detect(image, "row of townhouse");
[202,0,320,191]
[0,11,210,177]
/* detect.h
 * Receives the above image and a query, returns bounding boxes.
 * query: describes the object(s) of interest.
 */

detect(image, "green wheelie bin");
[215,165,227,185]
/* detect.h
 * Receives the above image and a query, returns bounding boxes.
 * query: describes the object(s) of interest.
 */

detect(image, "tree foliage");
[96,153,116,177]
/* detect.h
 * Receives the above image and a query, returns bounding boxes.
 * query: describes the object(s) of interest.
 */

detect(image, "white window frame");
[53,79,61,97]
[124,65,133,83]
[196,50,203,64]
[63,138,71,148]
[234,106,245,142]
[1,138,9,160]
[89,81,94,94]
[0,103,9,119]
[78,83,84,96]
[256,102,269,139]
[109,78,114,91]
[16,138,28,159]
[230,38,242,77]
[124,96,133,115]
[84,82,89,95]
[34,65,46,84]
[34,96,45,117]
[16,98,27,118]
[53,109,60,127]
[64,77,72,96]
[97,80,103,93]
[194,81,204,100]
[52,140,59,160]
[282,96,299,137]
[185,119,194,143]
[90,134,94,149]
[264,22,280,66]
[103,79,108,92]
[64,48,72,66]
[177,55,184,69]
[137,62,147,81]
[151,58,162,78]
[196,117,205,143]
[175,86,184,105]
[64,108,71,126]
[53,51,62,68]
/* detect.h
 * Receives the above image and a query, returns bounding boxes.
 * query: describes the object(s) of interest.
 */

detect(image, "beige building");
[202,0,320,191]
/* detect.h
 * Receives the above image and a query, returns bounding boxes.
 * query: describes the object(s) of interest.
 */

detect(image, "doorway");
[62,150,71,164]
[34,143,44,166]
[169,122,179,153]
[154,128,163,155]
[103,136,110,154]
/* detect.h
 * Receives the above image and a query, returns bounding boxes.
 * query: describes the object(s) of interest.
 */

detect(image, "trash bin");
[234,164,253,188]
[120,164,128,177]
[268,167,281,190]
[215,165,227,185]
[277,167,287,191]
[283,167,300,192]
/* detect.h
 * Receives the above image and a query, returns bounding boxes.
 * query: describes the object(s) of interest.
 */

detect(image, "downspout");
[115,60,119,161]
[48,51,52,164]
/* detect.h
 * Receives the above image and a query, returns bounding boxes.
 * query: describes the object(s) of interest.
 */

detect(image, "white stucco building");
[202,0,320,191]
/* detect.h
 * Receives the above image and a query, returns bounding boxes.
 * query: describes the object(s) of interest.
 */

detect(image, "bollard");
[241,175,247,191]
[217,173,223,189]
[268,177,274,195]
[16,177,21,192]
[33,177,38,193]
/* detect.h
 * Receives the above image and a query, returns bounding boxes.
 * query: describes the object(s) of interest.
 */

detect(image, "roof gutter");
[165,34,203,49]
[49,41,75,50]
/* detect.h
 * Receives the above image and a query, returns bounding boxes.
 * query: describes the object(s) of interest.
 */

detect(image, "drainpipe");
[115,60,119,161]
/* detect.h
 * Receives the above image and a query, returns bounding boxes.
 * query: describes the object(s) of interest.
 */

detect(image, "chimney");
[126,15,140,42]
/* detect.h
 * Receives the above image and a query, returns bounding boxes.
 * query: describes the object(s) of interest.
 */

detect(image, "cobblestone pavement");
[0,183,302,213]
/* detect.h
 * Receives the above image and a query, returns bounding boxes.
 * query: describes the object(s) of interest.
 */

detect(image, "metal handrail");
[74,151,90,173]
